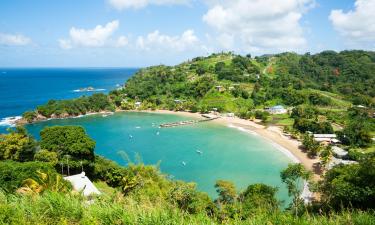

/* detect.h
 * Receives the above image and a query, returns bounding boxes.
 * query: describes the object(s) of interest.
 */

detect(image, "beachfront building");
[331,146,348,159]
[135,102,141,108]
[64,172,101,197]
[174,99,185,104]
[327,157,357,170]
[265,105,287,114]
[313,134,340,144]
[226,113,235,117]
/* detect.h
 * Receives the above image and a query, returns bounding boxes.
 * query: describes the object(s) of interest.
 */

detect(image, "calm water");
[26,112,293,202]
[1,68,293,202]
[0,68,137,132]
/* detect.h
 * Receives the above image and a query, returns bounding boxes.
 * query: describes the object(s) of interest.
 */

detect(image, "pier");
[159,114,219,128]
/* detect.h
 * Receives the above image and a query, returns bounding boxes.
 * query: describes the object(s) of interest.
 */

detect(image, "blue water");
[0,68,137,132]
[1,68,294,203]
[25,112,293,202]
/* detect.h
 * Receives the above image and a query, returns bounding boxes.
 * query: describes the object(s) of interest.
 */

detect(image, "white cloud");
[0,33,31,46]
[330,0,375,48]
[136,29,202,51]
[59,20,128,49]
[108,0,190,10]
[202,0,315,53]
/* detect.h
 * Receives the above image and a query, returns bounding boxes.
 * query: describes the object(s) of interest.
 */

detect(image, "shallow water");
[26,112,293,203]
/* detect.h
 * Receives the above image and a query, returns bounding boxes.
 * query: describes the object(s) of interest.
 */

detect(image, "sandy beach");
[215,117,320,179]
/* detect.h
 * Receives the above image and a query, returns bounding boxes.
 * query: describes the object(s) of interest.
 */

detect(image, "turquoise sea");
[26,112,293,202]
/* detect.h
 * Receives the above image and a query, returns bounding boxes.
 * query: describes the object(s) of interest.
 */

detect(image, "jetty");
[159,114,219,128]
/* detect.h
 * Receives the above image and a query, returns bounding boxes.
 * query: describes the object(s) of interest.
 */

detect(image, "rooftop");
[313,134,337,138]
[64,172,101,197]
[332,146,348,158]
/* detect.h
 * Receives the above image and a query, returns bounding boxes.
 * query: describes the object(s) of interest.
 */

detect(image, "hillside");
[22,51,375,155]
[112,51,375,112]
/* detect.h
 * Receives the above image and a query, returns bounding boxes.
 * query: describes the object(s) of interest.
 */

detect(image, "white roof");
[313,134,336,138]
[314,138,332,142]
[327,157,357,170]
[64,172,101,196]
[332,146,348,157]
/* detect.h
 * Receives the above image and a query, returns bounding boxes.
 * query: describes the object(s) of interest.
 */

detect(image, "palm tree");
[17,170,70,195]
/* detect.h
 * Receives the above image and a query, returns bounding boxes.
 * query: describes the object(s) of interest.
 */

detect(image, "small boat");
[156,131,160,135]
[196,150,203,154]
[181,161,186,166]
[102,114,108,117]
[135,126,141,129]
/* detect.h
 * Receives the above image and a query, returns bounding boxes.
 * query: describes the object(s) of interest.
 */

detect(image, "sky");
[0,0,374,67]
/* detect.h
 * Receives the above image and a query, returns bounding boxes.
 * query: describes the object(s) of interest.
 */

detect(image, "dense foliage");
[0,127,36,162]
[24,93,113,121]
[39,126,96,174]
[319,154,375,210]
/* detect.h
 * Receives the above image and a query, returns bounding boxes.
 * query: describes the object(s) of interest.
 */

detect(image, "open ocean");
[0,68,137,132]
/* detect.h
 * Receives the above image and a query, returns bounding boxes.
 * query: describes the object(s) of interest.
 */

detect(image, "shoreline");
[12,109,320,179]
[144,110,320,180]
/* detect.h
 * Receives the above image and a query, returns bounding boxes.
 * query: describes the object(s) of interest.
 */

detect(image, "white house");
[327,157,357,170]
[64,172,101,197]
[331,146,348,159]
[215,86,225,92]
[135,102,141,108]
[266,105,287,114]
[313,134,340,144]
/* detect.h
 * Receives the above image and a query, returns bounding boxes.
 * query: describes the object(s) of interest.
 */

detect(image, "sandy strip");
[214,117,320,180]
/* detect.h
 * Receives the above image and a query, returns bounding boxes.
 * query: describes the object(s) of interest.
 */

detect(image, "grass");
[268,114,295,126]
[1,190,374,225]
[309,89,352,108]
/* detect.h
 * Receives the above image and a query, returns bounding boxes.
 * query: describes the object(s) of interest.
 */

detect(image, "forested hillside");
[111,51,374,112]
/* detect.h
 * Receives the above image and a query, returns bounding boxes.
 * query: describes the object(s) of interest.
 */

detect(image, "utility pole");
[60,162,64,175]
[66,155,70,176]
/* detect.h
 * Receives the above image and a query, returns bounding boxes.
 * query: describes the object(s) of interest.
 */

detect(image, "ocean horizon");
[0,68,137,132]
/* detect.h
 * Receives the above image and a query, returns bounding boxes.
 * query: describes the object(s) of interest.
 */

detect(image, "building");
[135,102,141,108]
[215,86,225,92]
[313,134,340,144]
[327,157,357,170]
[331,146,348,159]
[64,172,101,197]
[174,99,185,104]
[266,105,287,114]
[226,113,235,117]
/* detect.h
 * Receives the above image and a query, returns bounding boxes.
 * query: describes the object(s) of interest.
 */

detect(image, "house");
[327,157,357,170]
[215,86,225,92]
[226,113,235,117]
[266,105,287,114]
[331,146,348,159]
[313,134,340,144]
[174,99,185,104]
[135,102,141,108]
[64,172,101,197]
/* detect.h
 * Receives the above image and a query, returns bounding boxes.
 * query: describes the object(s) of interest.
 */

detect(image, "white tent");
[64,172,101,196]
